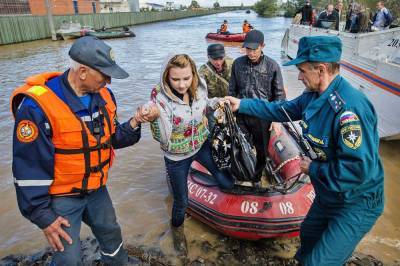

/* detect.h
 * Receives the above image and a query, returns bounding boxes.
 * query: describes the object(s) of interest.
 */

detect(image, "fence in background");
[0,9,234,45]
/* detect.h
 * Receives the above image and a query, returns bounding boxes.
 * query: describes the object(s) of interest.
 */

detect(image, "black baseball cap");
[243,30,264,49]
[69,36,129,79]
[207,44,225,59]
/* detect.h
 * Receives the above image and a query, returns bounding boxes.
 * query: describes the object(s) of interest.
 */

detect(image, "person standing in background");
[199,44,233,134]
[371,1,393,31]
[229,30,286,182]
[297,0,313,25]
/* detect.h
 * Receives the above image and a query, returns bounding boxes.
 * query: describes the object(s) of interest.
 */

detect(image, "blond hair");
[162,54,199,100]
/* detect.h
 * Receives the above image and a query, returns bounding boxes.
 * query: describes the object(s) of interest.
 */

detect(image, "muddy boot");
[171,224,188,256]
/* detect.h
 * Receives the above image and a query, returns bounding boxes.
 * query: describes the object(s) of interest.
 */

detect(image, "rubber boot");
[171,224,188,256]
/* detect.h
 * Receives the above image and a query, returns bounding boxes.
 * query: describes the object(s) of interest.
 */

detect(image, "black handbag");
[211,104,257,181]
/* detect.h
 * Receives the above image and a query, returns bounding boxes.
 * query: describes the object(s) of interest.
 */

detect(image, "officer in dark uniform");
[11,36,152,265]
[224,36,384,265]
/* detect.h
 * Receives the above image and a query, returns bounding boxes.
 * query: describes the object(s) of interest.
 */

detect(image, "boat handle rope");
[272,155,301,175]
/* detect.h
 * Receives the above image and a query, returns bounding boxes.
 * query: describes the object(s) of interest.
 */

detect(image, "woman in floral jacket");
[144,54,233,256]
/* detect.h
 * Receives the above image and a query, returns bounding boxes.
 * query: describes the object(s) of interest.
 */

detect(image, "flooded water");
[0,10,399,264]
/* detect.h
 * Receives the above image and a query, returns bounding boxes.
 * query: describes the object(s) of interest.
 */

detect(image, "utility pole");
[45,0,57,40]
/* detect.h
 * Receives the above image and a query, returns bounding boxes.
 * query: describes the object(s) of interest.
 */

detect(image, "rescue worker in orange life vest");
[219,19,229,34]
[11,36,155,265]
[242,20,253,33]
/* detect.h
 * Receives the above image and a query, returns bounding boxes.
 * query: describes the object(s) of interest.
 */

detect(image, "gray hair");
[70,59,84,71]
[310,62,340,74]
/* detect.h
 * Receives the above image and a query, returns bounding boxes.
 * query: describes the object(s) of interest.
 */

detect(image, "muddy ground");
[0,234,387,266]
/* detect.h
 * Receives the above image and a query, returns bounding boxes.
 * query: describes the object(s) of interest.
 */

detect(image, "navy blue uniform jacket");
[239,75,384,205]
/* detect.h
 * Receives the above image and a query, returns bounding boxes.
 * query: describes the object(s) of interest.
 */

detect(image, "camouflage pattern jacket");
[198,57,233,98]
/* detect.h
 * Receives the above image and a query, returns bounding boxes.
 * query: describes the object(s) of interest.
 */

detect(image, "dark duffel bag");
[211,104,257,181]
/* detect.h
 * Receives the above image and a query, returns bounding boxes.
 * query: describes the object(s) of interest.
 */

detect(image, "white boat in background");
[56,22,94,40]
[281,24,400,140]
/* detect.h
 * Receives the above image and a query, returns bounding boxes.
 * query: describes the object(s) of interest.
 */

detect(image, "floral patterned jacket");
[150,78,218,161]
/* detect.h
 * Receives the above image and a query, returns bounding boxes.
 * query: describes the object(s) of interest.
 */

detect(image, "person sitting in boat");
[229,30,286,183]
[198,44,233,134]
[316,4,339,30]
[136,54,234,256]
[218,20,229,34]
[371,1,393,31]
[242,20,253,33]
[224,35,384,266]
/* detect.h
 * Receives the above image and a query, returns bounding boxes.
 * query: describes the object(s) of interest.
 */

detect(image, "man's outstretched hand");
[221,96,241,112]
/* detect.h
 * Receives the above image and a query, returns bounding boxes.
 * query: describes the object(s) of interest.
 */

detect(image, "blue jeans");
[165,140,234,227]
[50,186,128,266]
[295,192,384,266]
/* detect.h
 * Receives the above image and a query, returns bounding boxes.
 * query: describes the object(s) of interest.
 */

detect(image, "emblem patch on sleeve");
[340,111,359,126]
[341,124,362,149]
[16,120,39,143]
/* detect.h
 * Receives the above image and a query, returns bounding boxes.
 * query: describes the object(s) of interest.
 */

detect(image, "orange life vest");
[243,23,251,33]
[11,72,116,196]
[220,23,228,33]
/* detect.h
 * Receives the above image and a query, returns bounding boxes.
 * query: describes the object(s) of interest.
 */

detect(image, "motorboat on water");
[56,22,88,40]
[281,24,400,140]
[56,22,98,40]
[86,27,135,39]
[56,23,135,40]
[187,124,315,239]
[206,32,247,42]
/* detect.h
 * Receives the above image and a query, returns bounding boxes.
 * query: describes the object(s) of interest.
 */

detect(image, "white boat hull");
[282,25,400,140]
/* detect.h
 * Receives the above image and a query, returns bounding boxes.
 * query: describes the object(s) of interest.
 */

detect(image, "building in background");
[100,0,130,13]
[140,2,164,10]
[28,0,100,15]
[0,0,31,15]
[128,0,139,12]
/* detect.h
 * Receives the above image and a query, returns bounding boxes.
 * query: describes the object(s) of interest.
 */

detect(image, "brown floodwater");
[0,10,399,264]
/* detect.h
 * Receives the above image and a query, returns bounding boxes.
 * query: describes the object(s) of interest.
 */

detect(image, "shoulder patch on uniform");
[339,111,359,126]
[16,120,39,143]
[341,124,362,149]
[27,86,47,96]
[328,91,345,113]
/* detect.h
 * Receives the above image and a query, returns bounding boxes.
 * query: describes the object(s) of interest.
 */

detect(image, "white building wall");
[100,0,131,13]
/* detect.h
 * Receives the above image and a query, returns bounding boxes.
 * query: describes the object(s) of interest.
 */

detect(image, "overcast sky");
[139,0,258,7]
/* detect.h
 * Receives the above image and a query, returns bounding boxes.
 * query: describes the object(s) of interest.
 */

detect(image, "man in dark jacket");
[297,0,313,25]
[229,30,286,181]
[316,4,340,30]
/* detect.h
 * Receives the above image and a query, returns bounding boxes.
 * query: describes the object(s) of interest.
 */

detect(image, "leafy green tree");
[213,1,220,9]
[281,0,300,17]
[254,0,278,17]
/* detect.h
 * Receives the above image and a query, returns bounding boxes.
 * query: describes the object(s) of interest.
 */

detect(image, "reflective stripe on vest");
[11,72,116,195]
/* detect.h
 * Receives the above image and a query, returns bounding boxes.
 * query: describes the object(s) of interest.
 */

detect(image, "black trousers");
[236,114,271,181]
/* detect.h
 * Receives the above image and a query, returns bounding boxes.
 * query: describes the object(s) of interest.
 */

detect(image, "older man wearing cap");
[10,36,149,265]
[229,29,286,182]
[199,44,233,133]
[224,35,384,265]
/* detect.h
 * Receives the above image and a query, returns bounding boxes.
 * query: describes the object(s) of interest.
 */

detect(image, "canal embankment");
[0,8,235,45]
